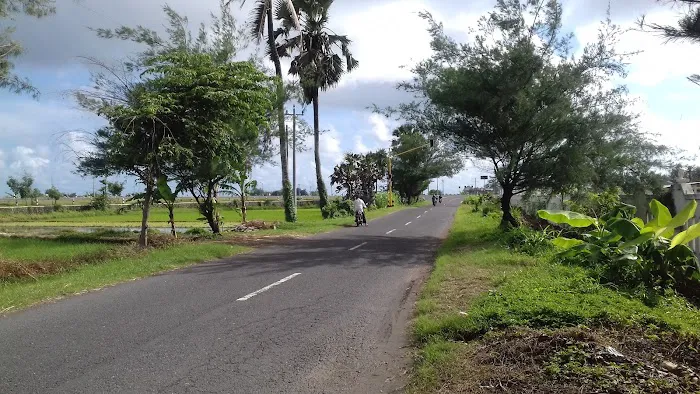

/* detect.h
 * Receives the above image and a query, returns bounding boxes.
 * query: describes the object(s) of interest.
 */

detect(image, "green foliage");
[330,150,387,204]
[6,173,34,201]
[539,200,700,297]
[321,198,354,219]
[89,194,109,211]
[428,189,441,196]
[502,226,555,256]
[391,125,462,203]
[374,191,402,209]
[565,189,623,219]
[45,186,61,205]
[413,207,700,348]
[1,0,55,97]
[184,227,209,235]
[384,1,667,227]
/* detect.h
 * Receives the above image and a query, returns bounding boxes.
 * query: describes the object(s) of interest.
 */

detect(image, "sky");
[1,0,699,196]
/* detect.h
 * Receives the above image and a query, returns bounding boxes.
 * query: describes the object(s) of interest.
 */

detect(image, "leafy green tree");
[428,189,441,196]
[384,1,650,227]
[6,173,34,205]
[1,0,55,97]
[390,126,461,204]
[231,0,300,223]
[276,0,359,218]
[106,181,124,198]
[77,97,171,247]
[148,52,272,234]
[45,186,61,206]
[330,150,387,205]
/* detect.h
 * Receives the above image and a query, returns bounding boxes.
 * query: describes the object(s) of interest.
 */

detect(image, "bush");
[184,228,209,235]
[539,199,700,300]
[566,188,622,219]
[52,204,64,212]
[503,226,555,256]
[374,191,402,209]
[322,198,354,219]
[89,194,109,211]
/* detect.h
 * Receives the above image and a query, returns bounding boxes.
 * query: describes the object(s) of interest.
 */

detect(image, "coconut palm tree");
[228,0,300,221]
[276,0,358,217]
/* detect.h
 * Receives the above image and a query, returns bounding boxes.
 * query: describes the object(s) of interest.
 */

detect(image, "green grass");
[0,205,410,230]
[409,205,700,393]
[0,237,114,262]
[0,242,248,312]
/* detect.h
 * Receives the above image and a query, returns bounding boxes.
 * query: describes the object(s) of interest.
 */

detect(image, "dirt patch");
[449,326,700,393]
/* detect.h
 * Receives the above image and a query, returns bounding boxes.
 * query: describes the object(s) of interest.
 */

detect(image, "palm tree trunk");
[266,7,296,223]
[313,93,329,217]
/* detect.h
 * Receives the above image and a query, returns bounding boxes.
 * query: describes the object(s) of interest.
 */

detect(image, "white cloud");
[321,126,343,164]
[369,113,392,143]
[9,146,50,173]
[354,135,370,154]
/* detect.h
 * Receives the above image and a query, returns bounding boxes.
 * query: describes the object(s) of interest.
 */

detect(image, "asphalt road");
[0,197,462,394]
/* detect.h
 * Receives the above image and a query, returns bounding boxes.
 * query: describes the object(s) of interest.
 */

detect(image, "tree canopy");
[1,0,55,97]
[381,0,665,226]
[330,150,387,204]
[390,125,462,204]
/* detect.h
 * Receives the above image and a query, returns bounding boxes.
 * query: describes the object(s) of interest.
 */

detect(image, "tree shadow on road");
[171,234,443,278]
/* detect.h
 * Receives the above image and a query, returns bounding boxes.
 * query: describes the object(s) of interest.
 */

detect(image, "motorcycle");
[432,198,437,206]
[355,211,365,227]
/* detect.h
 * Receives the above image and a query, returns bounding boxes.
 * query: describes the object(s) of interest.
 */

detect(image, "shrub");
[503,226,555,256]
[322,198,354,219]
[374,191,402,208]
[565,188,622,219]
[89,194,109,211]
[539,199,700,299]
[184,227,209,235]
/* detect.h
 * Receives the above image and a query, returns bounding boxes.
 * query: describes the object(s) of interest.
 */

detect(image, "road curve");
[0,197,462,393]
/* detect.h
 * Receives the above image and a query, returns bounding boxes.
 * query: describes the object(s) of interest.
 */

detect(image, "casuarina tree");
[382,0,648,227]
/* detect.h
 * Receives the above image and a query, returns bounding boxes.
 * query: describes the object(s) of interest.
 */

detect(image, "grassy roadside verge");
[410,205,700,393]
[0,242,249,313]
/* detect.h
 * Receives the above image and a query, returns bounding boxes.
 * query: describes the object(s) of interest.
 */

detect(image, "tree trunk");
[139,182,153,248]
[168,205,177,238]
[500,187,518,228]
[241,192,247,223]
[313,93,329,217]
[202,202,221,234]
[267,7,296,223]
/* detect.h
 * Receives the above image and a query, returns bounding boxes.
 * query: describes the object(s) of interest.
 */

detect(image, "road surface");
[0,197,462,393]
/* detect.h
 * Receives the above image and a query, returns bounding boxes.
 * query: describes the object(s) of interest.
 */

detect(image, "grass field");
[0,205,408,228]
[410,205,700,393]
[0,203,413,313]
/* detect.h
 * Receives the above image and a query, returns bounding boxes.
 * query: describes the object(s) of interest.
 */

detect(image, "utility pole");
[285,105,305,210]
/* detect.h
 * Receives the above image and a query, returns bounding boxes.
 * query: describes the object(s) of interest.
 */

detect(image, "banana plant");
[156,176,183,238]
[538,199,700,288]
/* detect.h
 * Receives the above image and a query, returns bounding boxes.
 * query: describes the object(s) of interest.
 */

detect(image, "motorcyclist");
[432,195,437,206]
[354,196,367,226]
[439,195,443,204]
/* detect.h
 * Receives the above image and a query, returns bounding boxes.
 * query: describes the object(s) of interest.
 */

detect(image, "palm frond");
[248,1,269,40]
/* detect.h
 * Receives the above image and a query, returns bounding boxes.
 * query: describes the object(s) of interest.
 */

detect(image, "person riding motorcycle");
[432,195,437,206]
[439,195,443,204]
[354,197,367,226]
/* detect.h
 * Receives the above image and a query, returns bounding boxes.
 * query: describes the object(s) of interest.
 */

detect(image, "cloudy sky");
[1,0,699,196]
